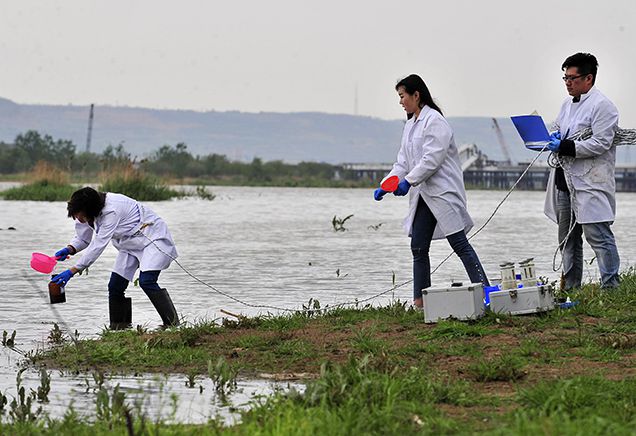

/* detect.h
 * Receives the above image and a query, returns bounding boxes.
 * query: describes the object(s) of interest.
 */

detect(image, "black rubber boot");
[109,297,132,330]
[146,289,179,327]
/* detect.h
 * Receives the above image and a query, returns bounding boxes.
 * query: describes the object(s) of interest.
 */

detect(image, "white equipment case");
[489,284,555,315]
[422,283,485,323]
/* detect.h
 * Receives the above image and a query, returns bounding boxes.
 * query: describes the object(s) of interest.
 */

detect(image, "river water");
[1,186,635,423]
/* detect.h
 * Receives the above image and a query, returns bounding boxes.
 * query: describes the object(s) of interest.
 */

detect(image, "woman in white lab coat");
[374,74,489,308]
[51,187,179,329]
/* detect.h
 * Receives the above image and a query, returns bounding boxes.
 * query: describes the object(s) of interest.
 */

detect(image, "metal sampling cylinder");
[519,258,536,288]
[500,262,517,290]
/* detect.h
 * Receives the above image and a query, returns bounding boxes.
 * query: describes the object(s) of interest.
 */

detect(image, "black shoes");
[109,297,132,330]
[109,289,179,330]
[146,288,180,328]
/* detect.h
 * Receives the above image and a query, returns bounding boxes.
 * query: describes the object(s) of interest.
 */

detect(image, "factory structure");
[338,119,636,192]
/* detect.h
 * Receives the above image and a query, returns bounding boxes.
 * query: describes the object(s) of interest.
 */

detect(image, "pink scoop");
[381,175,399,192]
[30,252,57,274]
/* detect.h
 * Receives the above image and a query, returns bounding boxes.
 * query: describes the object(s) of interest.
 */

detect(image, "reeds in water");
[100,164,182,201]
[0,162,75,201]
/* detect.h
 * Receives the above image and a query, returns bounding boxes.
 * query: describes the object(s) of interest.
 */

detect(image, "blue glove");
[373,188,387,201]
[548,131,561,152]
[393,179,411,196]
[55,247,71,261]
[548,137,561,152]
[52,269,74,286]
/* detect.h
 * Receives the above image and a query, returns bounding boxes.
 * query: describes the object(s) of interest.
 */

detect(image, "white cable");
[135,151,549,313]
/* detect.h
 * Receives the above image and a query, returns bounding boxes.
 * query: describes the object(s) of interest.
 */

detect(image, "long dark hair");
[67,186,106,220]
[395,74,443,119]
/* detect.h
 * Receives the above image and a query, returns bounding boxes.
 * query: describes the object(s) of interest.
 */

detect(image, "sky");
[1,0,635,126]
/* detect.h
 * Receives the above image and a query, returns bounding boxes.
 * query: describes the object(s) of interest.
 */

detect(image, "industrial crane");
[492,118,513,166]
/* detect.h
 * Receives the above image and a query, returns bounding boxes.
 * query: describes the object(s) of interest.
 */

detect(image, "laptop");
[510,115,551,151]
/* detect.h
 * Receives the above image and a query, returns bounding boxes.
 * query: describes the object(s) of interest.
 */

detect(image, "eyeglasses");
[562,74,587,82]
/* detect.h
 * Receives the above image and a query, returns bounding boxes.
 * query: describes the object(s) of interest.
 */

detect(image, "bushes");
[0,162,75,201]
[100,165,182,201]
[0,162,184,202]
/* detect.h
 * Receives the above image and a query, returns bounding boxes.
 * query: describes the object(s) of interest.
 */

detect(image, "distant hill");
[1,97,633,165]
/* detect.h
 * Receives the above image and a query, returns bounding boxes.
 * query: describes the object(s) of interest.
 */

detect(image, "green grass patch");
[418,319,501,340]
[233,334,283,350]
[0,180,76,201]
[468,353,527,382]
[0,162,75,201]
[101,168,182,201]
[249,312,312,332]
[274,338,316,359]
[235,357,478,435]
[505,377,636,434]
[350,328,388,354]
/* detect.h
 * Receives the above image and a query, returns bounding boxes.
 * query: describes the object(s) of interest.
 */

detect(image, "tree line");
[0,130,366,186]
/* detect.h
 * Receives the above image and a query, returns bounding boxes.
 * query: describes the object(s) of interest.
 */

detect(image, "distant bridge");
[338,143,487,180]
[340,143,636,192]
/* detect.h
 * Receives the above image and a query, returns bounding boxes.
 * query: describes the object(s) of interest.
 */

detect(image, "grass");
[0,162,76,201]
[5,272,635,434]
[468,353,527,382]
[100,164,183,201]
[0,162,187,202]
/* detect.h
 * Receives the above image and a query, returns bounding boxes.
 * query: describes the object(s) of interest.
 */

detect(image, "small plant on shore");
[48,323,66,345]
[0,390,7,415]
[301,298,323,316]
[95,384,129,426]
[34,369,51,403]
[195,185,216,200]
[208,356,238,398]
[2,330,16,347]
[185,371,197,388]
[85,370,107,393]
[8,369,43,423]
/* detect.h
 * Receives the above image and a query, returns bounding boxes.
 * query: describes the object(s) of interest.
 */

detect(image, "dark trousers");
[108,270,162,300]
[411,197,489,299]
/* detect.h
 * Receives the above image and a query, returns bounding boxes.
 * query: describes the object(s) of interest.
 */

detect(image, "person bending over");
[52,187,180,329]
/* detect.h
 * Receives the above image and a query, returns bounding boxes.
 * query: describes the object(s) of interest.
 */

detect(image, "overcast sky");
[1,0,635,126]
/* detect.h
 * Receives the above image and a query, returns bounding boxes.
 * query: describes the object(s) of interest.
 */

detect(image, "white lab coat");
[385,105,473,238]
[544,87,619,224]
[69,193,178,281]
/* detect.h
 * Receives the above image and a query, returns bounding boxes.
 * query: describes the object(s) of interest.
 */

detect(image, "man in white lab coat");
[52,187,180,329]
[544,52,620,290]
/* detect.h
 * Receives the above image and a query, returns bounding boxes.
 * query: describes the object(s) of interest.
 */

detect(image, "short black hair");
[562,52,598,84]
[67,187,106,220]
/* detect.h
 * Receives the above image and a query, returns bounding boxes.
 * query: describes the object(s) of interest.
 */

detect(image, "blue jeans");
[556,190,620,289]
[411,197,489,299]
[108,270,163,300]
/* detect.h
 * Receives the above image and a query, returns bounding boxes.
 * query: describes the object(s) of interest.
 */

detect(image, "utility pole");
[86,104,94,153]
[354,83,358,116]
